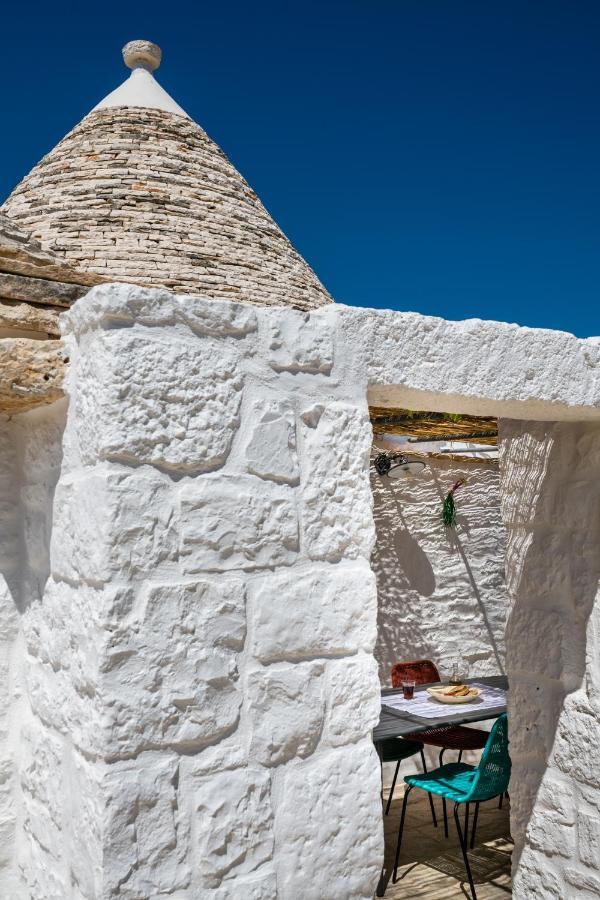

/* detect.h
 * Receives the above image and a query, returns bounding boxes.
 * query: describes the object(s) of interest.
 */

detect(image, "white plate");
[426,686,481,704]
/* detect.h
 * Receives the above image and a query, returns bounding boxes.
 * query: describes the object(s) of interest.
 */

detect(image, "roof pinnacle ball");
[122,40,162,72]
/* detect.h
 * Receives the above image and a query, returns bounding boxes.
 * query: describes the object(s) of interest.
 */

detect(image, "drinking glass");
[402,680,415,700]
[449,658,462,685]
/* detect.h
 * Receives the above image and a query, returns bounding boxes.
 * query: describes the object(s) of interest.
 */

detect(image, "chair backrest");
[466,713,511,802]
[391,659,440,688]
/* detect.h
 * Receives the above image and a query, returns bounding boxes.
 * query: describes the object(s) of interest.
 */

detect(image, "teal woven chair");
[392,713,510,900]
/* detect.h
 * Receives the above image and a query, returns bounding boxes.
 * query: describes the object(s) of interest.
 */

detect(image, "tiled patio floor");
[379,784,512,898]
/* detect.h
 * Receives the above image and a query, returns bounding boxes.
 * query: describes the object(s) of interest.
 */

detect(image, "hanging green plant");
[442,479,466,527]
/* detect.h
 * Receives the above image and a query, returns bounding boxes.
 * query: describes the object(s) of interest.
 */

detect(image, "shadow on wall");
[0,400,65,894]
[500,420,600,878]
[371,454,508,688]
[11,400,67,613]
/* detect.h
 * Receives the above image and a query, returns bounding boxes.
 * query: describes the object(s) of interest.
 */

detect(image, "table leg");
[375,740,387,897]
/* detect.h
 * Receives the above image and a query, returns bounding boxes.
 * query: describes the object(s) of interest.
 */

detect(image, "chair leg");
[454,802,477,900]
[385,761,401,815]
[498,793,503,809]
[458,749,463,764]
[392,785,413,883]
[470,801,480,849]
[439,749,448,837]
[419,750,437,828]
[427,791,438,829]
[464,802,470,840]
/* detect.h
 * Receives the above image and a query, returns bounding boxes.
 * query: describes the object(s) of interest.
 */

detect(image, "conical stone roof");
[1,41,332,310]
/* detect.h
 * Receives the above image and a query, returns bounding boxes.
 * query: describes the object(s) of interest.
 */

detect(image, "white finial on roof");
[122,40,162,72]
[93,39,189,117]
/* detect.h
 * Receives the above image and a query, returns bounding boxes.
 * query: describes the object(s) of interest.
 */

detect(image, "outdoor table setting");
[374,675,508,743]
[373,673,509,898]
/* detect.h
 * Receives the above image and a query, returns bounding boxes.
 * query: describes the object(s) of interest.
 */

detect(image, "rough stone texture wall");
[0,338,67,413]
[6,292,600,897]
[0,417,21,898]
[0,403,65,898]
[14,283,381,899]
[1,108,331,311]
[500,419,600,899]
[372,457,507,687]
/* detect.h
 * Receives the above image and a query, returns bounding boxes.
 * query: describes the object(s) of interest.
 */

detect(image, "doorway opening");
[369,403,512,899]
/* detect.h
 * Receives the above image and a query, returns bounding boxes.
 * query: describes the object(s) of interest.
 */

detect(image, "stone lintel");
[0,272,91,309]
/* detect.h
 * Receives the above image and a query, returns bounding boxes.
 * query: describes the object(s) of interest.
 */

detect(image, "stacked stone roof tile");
[1,43,332,310]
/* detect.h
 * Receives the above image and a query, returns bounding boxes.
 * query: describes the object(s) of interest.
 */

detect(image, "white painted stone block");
[105,754,191,897]
[554,695,600,788]
[274,741,383,900]
[267,310,333,374]
[19,720,67,899]
[0,754,15,871]
[178,294,258,338]
[249,562,377,663]
[247,662,325,766]
[64,283,178,331]
[51,467,178,584]
[299,402,374,562]
[513,849,563,900]
[74,330,243,473]
[103,579,246,756]
[179,474,298,572]
[68,751,103,900]
[22,583,109,758]
[186,766,273,890]
[578,812,600,869]
[324,654,381,747]
[0,576,18,642]
[527,808,576,859]
[65,283,260,338]
[211,871,277,899]
[243,397,298,484]
[565,867,600,899]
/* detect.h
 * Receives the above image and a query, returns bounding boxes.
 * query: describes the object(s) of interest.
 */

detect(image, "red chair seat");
[405,724,488,751]
[391,659,489,753]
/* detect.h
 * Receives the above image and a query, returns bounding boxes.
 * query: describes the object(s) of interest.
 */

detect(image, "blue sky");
[1,1,598,337]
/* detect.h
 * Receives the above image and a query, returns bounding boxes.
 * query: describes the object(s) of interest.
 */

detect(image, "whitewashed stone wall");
[372,457,507,686]
[5,291,600,898]
[0,417,21,899]
[500,419,600,899]
[0,403,65,898]
[13,284,382,899]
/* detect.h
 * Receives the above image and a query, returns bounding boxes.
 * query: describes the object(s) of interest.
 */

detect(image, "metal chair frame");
[391,658,489,839]
[392,714,511,900]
